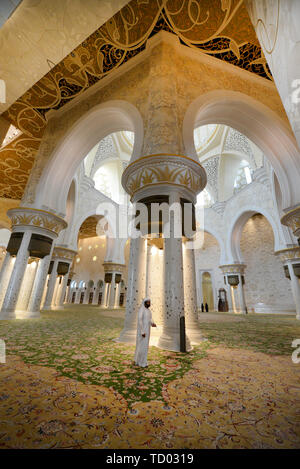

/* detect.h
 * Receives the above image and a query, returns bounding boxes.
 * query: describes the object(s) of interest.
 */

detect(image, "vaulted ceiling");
[78,215,105,239]
[0,0,271,201]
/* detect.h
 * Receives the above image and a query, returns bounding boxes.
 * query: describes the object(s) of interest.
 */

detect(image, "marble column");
[108,273,116,308]
[275,247,300,318]
[102,283,108,307]
[224,274,233,312]
[58,270,70,307]
[183,241,203,344]
[43,259,59,309]
[92,287,98,305]
[74,289,80,304]
[220,265,247,314]
[83,287,89,304]
[114,283,120,308]
[146,241,164,327]
[158,193,190,352]
[1,231,32,319]
[52,276,61,307]
[237,274,247,314]
[117,236,147,343]
[0,252,13,309]
[16,260,39,314]
[287,263,300,319]
[27,251,54,317]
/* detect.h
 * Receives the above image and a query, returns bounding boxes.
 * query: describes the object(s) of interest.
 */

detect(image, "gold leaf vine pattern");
[1,0,271,200]
[126,164,201,195]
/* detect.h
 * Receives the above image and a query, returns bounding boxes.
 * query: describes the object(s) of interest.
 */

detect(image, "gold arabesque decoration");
[0,0,271,201]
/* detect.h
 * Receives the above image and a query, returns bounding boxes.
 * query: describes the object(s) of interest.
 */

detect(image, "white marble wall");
[240,214,294,312]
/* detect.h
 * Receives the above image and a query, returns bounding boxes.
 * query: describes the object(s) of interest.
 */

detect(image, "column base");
[186,327,206,345]
[157,326,192,352]
[116,322,137,344]
[15,310,41,319]
[0,310,16,320]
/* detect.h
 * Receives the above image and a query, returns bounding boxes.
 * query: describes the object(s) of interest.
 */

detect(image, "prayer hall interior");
[0,0,300,450]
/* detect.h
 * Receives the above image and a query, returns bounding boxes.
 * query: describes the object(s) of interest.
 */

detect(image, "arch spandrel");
[183,90,300,210]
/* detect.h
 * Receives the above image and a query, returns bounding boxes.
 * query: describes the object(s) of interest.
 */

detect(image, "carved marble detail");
[8,207,67,236]
[219,263,247,274]
[122,154,207,199]
[281,206,300,237]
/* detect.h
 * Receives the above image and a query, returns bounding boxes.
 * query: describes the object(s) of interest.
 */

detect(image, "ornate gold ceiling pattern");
[0,135,40,199]
[0,0,271,200]
[78,215,105,239]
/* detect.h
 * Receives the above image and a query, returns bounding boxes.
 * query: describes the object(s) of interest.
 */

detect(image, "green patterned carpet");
[0,308,209,407]
[1,309,299,406]
[1,307,300,449]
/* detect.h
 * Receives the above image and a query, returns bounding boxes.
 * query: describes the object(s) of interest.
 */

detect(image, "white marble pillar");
[52,276,61,307]
[226,277,233,312]
[74,289,79,304]
[114,283,120,308]
[117,236,147,343]
[16,260,38,314]
[146,242,164,327]
[102,285,108,306]
[108,273,116,308]
[58,271,70,307]
[158,193,190,352]
[287,262,300,319]
[0,252,13,309]
[83,287,89,304]
[92,287,98,305]
[231,286,238,313]
[65,286,70,303]
[237,274,247,314]
[1,231,32,319]
[183,242,203,344]
[43,259,59,309]
[28,251,53,316]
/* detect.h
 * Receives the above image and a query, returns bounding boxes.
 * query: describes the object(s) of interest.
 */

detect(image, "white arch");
[227,206,282,264]
[202,226,226,265]
[0,228,11,248]
[35,100,144,215]
[183,90,300,209]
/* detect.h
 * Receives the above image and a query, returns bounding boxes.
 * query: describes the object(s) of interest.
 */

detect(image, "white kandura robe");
[134,305,153,367]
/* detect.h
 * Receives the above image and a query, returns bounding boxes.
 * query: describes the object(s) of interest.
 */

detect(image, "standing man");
[134,298,156,367]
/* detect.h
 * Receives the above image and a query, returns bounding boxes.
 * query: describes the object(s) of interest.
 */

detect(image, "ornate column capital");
[7,207,67,238]
[219,264,246,275]
[52,246,77,262]
[103,262,125,274]
[275,246,300,264]
[122,154,207,201]
[281,206,300,238]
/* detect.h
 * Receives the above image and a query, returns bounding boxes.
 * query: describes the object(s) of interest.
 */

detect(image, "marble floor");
[0,307,299,449]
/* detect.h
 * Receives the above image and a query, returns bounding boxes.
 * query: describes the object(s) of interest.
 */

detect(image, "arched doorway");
[240,214,294,313]
[202,272,214,312]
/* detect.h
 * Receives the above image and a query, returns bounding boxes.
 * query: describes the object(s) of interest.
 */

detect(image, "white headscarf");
[143,297,151,306]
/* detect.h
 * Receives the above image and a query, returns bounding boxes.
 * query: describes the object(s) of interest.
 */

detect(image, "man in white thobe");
[134,297,156,367]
